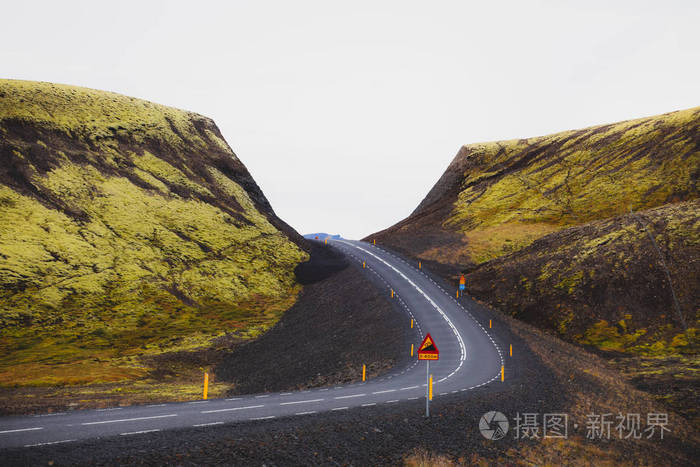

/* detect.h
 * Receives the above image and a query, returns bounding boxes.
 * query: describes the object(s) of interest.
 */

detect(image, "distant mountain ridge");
[304,233,342,240]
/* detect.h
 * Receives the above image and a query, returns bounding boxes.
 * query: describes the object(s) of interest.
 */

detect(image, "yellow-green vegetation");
[444,107,700,263]
[0,79,212,150]
[467,199,699,355]
[581,320,698,356]
[0,79,308,388]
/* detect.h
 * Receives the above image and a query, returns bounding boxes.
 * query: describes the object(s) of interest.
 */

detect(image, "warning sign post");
[417,333,439,416]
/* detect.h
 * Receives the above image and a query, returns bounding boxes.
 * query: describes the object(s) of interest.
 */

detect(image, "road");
[0,239,503,449]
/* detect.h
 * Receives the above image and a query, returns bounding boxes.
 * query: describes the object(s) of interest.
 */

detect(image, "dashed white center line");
[408,397,419,400]
[201,405,264,414]
[361,403,376,407]
[193,421,224,427]
[24,439,75,447]
[372,389,396,394]
[82,414,178,425]
[279,398,323,406]
[120,429,160,436]
[334,394,365,399]
[400,385,419,390]
[0,427,43,434]
[255,395,270,398]
[295,411,317,415]
[250,416,275,421]
[280,392,293,396]
[331,407,349,411]
[386,400,399,403]
[225,398,241,401]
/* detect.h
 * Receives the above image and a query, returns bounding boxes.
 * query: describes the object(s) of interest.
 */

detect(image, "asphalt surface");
[0,239,503,450]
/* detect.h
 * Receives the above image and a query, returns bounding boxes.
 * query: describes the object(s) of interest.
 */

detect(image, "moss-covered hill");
[372,106,699,266]
[369,107,699,350]
[0,79,308,387]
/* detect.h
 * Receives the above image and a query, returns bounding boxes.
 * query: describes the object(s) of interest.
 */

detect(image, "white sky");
[2,1,699,239]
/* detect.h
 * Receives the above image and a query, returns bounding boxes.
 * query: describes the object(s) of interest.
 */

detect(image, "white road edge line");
[201,405,264,414]
[0,427,43,434]
[82,414,177,425]
[120,429,160,436]
[24,439,75,447]
[279,398,323,406]
[334,394,365,399]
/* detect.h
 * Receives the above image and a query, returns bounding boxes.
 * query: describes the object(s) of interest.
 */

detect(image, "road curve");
[0,240,503,449]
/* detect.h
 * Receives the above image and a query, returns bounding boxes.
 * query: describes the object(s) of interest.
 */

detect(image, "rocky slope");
[0,79,308,389]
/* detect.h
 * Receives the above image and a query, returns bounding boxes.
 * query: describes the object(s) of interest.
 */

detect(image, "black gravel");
[215,242,411,394]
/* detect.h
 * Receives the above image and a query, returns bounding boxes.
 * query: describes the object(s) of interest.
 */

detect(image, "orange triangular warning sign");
[417,333,439,360]
[419,335,436,352]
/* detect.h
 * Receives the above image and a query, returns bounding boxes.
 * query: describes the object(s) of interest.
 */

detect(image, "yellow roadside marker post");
[419,261,422,270]
[510,344,513,357]
[456,290,459,298]
[362,364,366,382]
[373,239,376,245]
[501,365,504,382]
[429,374,433,401]
[411,344,414,356]
[203,372,209,400]
[391,289,394,298]
[410,318,413,329]
[489,319,492,329]
[362,260,366,268]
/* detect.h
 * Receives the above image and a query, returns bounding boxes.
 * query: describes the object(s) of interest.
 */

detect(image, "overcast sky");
[3,1,699,239]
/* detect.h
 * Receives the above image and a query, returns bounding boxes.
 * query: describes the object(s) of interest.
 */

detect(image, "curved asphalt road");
[0,239,503,449]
